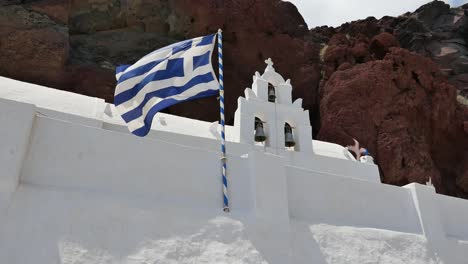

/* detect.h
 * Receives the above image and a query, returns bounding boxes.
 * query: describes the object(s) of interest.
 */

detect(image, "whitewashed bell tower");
[233,58,313,154]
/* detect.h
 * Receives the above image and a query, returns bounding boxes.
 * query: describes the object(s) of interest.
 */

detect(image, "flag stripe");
[115,45,214,99]
[192,50,212,71]
[130,89,218,137]
[115,35,214,91]
[117,59,166,84]
[116,64,131,75]
[121,72,215,122]
[116,65,214,113]
[114,33,218,137]
[120,48,173,77]
[115,58,185,105]
[126,80,218,132]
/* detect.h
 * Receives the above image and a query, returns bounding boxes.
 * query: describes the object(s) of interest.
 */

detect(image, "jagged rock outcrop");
[315,1,468,197]
[395,1,468,99]
[320,32,400,81]
[311,1,468,99]
[0,0,467,198]
[318,48,467,197]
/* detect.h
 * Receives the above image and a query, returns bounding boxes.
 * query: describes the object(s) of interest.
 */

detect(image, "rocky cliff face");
[0,0,319,123]
[313,0,468,99]
[0,0,466,198]
[312,1,468,198]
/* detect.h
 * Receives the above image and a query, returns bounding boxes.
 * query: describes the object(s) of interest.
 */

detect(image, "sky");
[288,0,468,28]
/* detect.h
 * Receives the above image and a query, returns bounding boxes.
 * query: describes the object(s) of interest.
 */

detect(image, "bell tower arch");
[233,58,313,154]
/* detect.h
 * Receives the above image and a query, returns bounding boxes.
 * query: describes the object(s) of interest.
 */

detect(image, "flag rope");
[218,29,229,213]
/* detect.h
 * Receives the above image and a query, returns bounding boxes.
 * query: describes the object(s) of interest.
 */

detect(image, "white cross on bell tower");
[233,58,313,154]
[265,58,274,70]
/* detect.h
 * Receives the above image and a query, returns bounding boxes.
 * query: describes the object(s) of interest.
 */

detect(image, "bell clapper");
[284,123,296,150]
[268,83,276,103]
[254,117,267,144]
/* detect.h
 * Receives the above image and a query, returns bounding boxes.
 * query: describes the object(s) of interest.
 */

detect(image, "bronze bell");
[254,118,267,142]
[284,124,295,147]
[268,84,276,103]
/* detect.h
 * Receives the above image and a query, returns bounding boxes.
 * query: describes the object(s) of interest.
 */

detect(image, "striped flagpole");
[218,29,229,213]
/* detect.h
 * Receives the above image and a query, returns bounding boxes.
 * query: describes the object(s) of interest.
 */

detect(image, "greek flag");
[114,34,219,137]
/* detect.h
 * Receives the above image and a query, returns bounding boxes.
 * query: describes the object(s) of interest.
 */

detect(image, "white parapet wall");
[0,77,467,263]
[0,98,35,214]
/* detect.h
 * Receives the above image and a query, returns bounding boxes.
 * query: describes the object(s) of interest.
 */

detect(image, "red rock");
[328,33,350,46]
[29,0,71,25]
[0,1,320,124]
[321,33,372,79]
[351,42,371,63]
[337,62,352,71]
[318,48,468,196]
[457,166,468,193]
[159,0,318,122]
[369,32,400,60]
[337,16,381,38]
[65,66,116,102]
[0,27,69,88]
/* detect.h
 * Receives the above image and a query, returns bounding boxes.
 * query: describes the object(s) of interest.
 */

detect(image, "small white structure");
[231,59,380,183]
[234,58,312,154]
[0,60,467,264]
[360,155,375,164]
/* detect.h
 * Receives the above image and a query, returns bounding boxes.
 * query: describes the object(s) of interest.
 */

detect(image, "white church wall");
[0,98,35,214]
[2,77,468,263]
[403,183,455,263]
[286,165,423,234]
[274,104,313,153]
[252,75,269,102]
[37,107,104,128]
[20,116,254,212]
[234,97,279,149]
[286,152,381,183]
[144,129,252,157]
[0,77,105,121]
[247,151,292,263]
[437,194,468,241]
[276,82,292,105]
[0,185,268,264]
[312,140,356,160]
[103,119,261,159]
[453,241,468,263]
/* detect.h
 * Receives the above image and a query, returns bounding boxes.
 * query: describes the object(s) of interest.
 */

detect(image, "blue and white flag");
[114,34,219,137]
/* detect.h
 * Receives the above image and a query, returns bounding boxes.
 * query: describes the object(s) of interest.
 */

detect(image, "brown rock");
[29,0,71,25]
[0,0,320,123]
[310,0,468,102]
[65,66,116,102]
[369,32,400,60]
[158,0,318,122]
[337,62,352,71]
[0,27,69,88]
[338,16,381,38]
[328,33,350,46]
[457,166,468,193]
[321,33,372,80]
[318,48,468,196]
[0,5,69,89]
